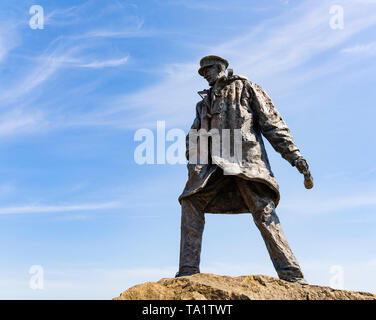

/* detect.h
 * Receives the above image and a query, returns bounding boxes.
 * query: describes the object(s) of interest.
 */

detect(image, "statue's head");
[198,55,229,86]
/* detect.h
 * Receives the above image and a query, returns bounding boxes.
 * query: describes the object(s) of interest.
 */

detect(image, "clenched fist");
[294,157,313,189]
[294,157,309,174]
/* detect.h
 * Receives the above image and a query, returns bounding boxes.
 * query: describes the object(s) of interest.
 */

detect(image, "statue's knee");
[253,201,276,225]
[181,198,190,210]
[181,198,205,227]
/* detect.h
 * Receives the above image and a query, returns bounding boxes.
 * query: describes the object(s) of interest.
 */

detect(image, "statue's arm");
[248,82,303,166]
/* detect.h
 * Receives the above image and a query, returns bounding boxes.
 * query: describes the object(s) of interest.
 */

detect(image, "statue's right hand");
[304,172,314,189]
[294,157,309,175]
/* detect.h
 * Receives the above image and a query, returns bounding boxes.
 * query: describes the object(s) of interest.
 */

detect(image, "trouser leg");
[236,179,305,281]
[252,201,304,281]
[176,168,228,277]
[176,198,205,277]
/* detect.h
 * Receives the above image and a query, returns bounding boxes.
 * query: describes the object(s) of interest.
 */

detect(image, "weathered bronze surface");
[176,55,313,284]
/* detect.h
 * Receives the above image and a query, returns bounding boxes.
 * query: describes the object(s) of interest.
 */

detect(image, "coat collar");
[197,89,211,108]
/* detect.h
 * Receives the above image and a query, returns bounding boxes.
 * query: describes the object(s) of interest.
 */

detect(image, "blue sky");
[0,0,376,299]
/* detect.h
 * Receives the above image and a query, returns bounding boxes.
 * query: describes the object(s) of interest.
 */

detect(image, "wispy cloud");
[79,55,130,68]
[80,20,147,39]
[88,0,376,129]
[44,1,101,27]
[0,43,82,106]
[155,0,225,11]
[2,259,376,299]
[0,109,48,137]
[44,1,146,38]
[280,189,376,215]
[155,0,281,12]
[0,201,121,215]
[213,0,376,80]
[1,50,130,104]
[0,266,177,299]
[3,0,376,133]
[81,29,148,38]
[44,5,83,26]
[341,42,376,55]
[0,21,20,64]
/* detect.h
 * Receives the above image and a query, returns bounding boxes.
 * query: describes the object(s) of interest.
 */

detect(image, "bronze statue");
[176,55,313,284]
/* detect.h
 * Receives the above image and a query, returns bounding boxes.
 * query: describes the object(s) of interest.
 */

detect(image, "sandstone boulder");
[114,273,376,300]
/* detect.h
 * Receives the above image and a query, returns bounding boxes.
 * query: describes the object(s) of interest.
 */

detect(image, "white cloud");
[155,0,225,11]
[0,50,130,104]
[0,22,19,64]
[301,258,376,294]
[0,201,121,215]
[1,260,375,299]
[0,45,80,105]
[81,29,148,38]
[156,0,281,12]
[279,189,376,215]
[341,42,376,55]
[368,259,376,267]
[92,0,376,129]
[3,0,376,134]
[44,6,83,26]
[44,1,101,27]
[80,20,147,39]
[0,266,176,299]
[213,0,376,80]
[79,55,130,68]
[0,109,48,138]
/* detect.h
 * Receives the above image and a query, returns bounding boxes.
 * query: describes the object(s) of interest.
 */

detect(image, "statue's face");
[202,64,222,86]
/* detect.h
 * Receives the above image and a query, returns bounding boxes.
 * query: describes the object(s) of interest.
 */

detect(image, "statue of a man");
[176,55,313,284]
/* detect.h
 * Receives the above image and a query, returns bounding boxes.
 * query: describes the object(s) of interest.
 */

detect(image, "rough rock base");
[114,273,375,300]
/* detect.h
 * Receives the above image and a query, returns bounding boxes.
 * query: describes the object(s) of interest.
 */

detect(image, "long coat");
[178,74,302,213]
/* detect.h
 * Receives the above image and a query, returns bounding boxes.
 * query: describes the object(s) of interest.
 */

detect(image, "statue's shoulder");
[236,78,268,97]
[247,81,272,100]
[230,74,250,82]
[227,75,272,105]
[226,73,253,88]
